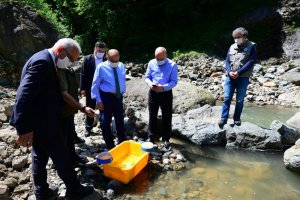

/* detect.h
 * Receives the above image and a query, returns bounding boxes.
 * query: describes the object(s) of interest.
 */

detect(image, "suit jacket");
[10,49,63,136]
[80,54,106,93]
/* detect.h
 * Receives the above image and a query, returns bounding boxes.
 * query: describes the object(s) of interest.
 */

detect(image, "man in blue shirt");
[91,49,126,149]
[218,27,256,127]
[145,47,178,150]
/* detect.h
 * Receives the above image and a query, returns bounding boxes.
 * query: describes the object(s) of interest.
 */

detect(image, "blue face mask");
[157,59,166,66]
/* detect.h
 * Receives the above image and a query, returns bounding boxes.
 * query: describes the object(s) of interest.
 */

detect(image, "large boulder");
[0,2,60,84]
[172,106,282,150]
[270,120,300,146]
[284,139,300,172]
[286,112,300,130]
[124,79,215,114]
[278,90,300,107]
[282,67,300,86]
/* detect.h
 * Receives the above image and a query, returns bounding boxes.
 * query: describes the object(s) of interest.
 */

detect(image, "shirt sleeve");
[58,69,68,92]
[162,63,178,91]
[91,65,103,103]
[145,62,153,86]
[237,45,257,75]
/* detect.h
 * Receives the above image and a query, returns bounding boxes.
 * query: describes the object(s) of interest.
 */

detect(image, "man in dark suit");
[80,41,106,136]
[10,38,94,200]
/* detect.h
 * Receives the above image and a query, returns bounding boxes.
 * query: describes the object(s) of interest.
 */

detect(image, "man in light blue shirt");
[145,47,178,150]
[91,49,126,149]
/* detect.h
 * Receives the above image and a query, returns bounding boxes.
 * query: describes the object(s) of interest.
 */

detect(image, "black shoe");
[66,185,94,200]
[74,136,85,144]
[218,119,227,128]
[35,186,58,200]
[234,120,241,126]
[84,129,92,137]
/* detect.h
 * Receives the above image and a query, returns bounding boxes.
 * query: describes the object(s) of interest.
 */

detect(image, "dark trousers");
[85,92,96,131]
[32,128,81,197]
[148,90,173,142]
[100,91,126,149]
[61,115,77,162]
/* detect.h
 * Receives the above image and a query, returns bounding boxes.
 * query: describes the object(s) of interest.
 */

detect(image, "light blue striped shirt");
[145,58,178,91]
[91,61,126,103]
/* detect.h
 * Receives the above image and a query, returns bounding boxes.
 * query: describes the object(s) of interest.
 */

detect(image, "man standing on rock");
[80,41,107,137]
[91,49,126,149]
[218,27,256,127]
[145,47,178,150]
[10,38,94,199]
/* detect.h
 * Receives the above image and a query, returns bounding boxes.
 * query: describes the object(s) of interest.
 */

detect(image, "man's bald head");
[155,47,167,61]
[107,49,120,62]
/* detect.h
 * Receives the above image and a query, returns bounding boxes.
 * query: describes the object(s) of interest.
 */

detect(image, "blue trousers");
[100,91,126,149]
[221,76,249,121]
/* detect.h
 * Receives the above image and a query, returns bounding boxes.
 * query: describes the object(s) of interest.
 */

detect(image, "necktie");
[113,68,122,99]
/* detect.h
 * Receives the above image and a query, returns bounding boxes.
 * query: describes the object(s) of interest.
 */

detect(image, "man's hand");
[151,84,164,92]
[16,131,33,147]
[84,107,96,118]
[81,90,86,97]
[229,72,239,79]
[97,102,104,111]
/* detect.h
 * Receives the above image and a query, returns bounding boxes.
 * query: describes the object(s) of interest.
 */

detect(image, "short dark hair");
[95,41,106,48]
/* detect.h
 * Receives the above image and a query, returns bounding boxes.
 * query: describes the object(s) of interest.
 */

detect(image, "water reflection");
[121,139,300,200]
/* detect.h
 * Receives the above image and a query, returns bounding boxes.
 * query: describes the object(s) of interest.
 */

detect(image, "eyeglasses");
[64,50,80,62]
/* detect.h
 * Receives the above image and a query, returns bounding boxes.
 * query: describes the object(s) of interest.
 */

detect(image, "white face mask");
[156,59,166,66]
[234,38,243,45]
[109,61,119,68]
[57,56,72,69]
[96,52,105,59]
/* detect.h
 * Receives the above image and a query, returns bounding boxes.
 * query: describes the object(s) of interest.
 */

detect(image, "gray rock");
[3,177,18,188]
[12,156,28,170]
[270,120,300,145]
[0,113,7,123]
[284,139,300,172]
[253,64,263,73]
[13,184,31,193]
[264,73,275,79]
[282,67,300,86]
[256,76,268,85]
[226,122,282,150]
[278,91,300,107]
[0,128,16,144]
[0,184,9,200]
[286,112,300,130]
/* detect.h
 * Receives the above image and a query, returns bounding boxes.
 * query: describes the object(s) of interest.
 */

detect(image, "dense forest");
[8,0,284,61]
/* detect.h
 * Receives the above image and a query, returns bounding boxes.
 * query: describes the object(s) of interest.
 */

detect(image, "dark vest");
[229,41,255,77]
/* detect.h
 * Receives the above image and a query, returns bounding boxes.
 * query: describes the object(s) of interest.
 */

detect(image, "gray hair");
[232,27,248,37]
[54,38,82,53]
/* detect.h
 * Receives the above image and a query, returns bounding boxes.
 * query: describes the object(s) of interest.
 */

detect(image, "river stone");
[256,76,268,85]
[225,122,282,150]
[253,64,263,73]
[263,81,277,87]
[282,67,300,86]
[0,113,7,122]
[3,177,18,188]
[125,79,215,114]
[12,156,28,170]
[0,128,16,145]
[0,184,9,200]
[284,139,300,172]
[286,112,300,130]
[278,91,300,107]
[270,120,300,145]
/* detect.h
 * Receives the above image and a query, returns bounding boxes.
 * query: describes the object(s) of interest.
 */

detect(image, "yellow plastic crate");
[103,141,149,184]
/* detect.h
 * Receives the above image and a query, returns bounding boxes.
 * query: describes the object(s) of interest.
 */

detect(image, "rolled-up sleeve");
[162,64,178,91]
[91,65,103,103]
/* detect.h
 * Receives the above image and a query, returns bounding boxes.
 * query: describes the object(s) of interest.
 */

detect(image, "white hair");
[54,38,82,53]
[232,27,248,37]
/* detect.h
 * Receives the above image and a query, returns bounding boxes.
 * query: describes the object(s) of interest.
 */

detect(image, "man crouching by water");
[218,27,256,128]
